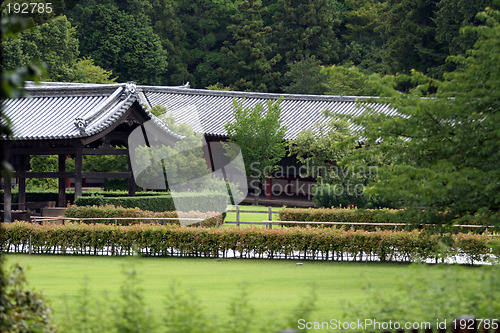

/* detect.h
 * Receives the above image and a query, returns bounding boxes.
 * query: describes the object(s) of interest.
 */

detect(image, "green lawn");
[224,204,281,227]
[4,254,479,330]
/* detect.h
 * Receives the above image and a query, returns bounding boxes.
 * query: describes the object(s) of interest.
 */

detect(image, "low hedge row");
[280,207,403,230]
[2,222,494,264]
[64,204,224,227]
[74,192,228,213]
[279,208,494,232]
[0,190,169,205]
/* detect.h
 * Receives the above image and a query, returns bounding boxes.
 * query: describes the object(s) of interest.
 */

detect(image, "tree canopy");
[350,6,500,226]
[225,98,287,202]
[2,0,497,90]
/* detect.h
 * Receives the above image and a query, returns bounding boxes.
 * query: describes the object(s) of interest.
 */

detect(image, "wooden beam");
[82,172,131,178]
[13,171,74,178]
[127,156,136,196]
[58,155,66,207]
[18,155,26,210]
[3,147,79,155]
[74,144,83,199]
[83,146,128,155]
[3,148,12,222]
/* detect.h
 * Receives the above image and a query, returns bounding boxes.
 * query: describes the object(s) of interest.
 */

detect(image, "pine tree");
[220,0,281,92]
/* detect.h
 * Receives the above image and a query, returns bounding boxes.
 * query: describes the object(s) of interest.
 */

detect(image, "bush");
[279,207,402,230]
[312,184,398,209]
[74,192,228,213]
[0,257,56,332]
[58,268,317,333]
[2,222,493,264]
[64,204,224,227]
[345,264,500,328]
[279,207,495,233]
[0,189,170,205]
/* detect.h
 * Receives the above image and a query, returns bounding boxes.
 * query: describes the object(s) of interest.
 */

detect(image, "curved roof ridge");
[139,85,380,102]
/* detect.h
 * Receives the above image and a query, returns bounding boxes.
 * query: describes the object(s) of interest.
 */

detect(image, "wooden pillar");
[58,154,66,207]
[74,145,83,200]
[18,154,26,210]
[3,148,12,222]
[127,155,136,197]
[265,177,273,199]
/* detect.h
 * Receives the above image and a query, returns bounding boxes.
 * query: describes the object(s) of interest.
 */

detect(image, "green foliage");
[282,56,328,95]
[279,207,495,233]
[225,98,287,203]
[113,269,155,333]
[58,279,110,333]
[434,0,492,72]
[64,204,225,227]
[0,258,56,332]
[352,7,500,228]
[70,57,116,83]
[321,65,379,96]
[147,0,192,85]
[74,192,228,214]
[289,118,386,208]
[379,0,444,76]
[340,0,388,73]
[176,0,236,88]
[133,110,214,192]
[220,0,281,92]
[345,264,500,326]
[206,82,233,91]
[57,267,317,333]
[26,155,58,190]
[3,222,493,263]
[1,15,79,81]
[280,207,402,230]
[69,0,168,85]
[163,281,217,332]
[0,189,170,205]
[272,0,341,66]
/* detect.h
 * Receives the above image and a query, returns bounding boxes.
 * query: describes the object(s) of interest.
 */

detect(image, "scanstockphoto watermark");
[251,178,367,200]
[249,161,379,180]
[248,162,377,199]
[297,318,433,331]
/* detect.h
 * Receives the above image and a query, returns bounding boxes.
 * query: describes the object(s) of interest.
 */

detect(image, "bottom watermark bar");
[297,319,433,331]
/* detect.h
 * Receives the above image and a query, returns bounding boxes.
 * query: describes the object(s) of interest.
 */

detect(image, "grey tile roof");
[2,82,182,141]
[2,82,396,142]
[140,86,397,140]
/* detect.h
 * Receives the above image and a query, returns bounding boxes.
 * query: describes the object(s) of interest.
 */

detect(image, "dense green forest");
[1,0,496,94]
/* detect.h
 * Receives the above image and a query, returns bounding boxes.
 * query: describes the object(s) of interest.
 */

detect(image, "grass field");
[4,254,481,330]
[224,204,281,227]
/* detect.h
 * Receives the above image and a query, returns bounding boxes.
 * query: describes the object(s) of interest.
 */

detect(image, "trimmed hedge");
[0,190,169,205]
[280,207,401,230]
[279,207,495,232]
[1,222,494,264]
[64,204,224,227]
[74,192,228,213]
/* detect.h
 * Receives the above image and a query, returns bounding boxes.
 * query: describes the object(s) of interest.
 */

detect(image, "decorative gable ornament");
[74,117,87,133]
[121,82,137,99]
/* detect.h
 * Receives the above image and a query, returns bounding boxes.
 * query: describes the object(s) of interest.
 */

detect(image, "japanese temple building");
[1,82,395,222]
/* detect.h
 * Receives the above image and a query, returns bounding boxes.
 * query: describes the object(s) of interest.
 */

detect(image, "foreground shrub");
[64,204,224,227]
[58,267,316,333]
[345,264,500,328]
[0,257,56,332]
[2,222,493,264]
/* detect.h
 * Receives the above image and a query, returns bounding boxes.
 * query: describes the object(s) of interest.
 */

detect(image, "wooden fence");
[224,205,495,231]
[31,205,497,232]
